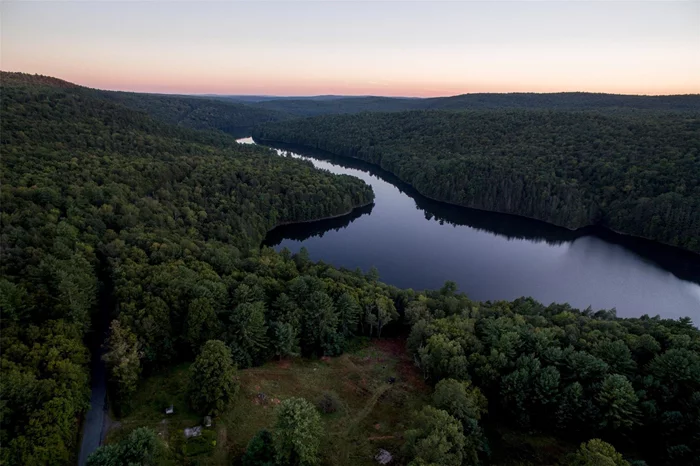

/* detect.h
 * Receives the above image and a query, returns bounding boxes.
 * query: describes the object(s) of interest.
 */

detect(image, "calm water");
[238,137,700,321]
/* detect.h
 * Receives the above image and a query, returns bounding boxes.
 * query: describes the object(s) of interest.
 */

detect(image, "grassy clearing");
[107,338,430,465]
[106,339,581,465]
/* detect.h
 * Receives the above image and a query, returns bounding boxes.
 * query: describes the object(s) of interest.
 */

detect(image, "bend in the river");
[239,137,700,322]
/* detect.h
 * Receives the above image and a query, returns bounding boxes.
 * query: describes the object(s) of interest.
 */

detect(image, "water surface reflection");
[242,138,700,321]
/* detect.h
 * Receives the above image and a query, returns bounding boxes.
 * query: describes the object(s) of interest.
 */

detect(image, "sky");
[2,1,699,97]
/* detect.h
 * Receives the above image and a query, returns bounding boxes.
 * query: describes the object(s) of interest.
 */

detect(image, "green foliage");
[242,92,700,117]
[0,320,90,465]
[181,428,217,458]
[336,292,362,337]
[3,72,699,466]
[301,291,340,356]
[184,297,220,353]
[269,321,299,360]
[597,374,639,431]
[568,439,630,466]
[188,340,238,416]
[432,379,488,463]
[96,89,293,136]
[273,397,323,466]
[255,109,700,252]
[0,74,376,463]
[316,391,343,414]
[432,378,487,426]
[87,427,162,466]
[593,340,636,376]
[103,320,142,410]
[226,301,269,367]
[418,333,469,382]
[242,429,276,466]
[403,406,467,466]
[406,294,700,464]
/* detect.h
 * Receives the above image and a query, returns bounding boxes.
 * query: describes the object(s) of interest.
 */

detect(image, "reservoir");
[239,138,700,321]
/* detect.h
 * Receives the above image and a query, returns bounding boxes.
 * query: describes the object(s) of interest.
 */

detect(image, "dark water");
[239,138,700,322]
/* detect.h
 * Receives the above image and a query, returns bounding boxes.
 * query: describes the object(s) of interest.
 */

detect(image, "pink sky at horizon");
[3,1,699,97]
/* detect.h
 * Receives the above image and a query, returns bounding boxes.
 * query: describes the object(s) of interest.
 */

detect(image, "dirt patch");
[216,426,228,453]
[372,338,407,357]
[367,435,396,441]
[397,359,426,390]
[274,359,292,369]
[372,339,428,391]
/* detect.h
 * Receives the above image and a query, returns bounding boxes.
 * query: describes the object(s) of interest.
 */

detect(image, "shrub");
[316,391,342,414]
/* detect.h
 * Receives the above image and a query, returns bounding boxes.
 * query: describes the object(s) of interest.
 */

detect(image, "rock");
[375,448,392,464]
[184,426,202,439]
[204,416,212,427]
[165,405,174,414]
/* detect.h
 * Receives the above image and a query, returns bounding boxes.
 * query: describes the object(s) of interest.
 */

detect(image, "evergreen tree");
[188,340,238,416]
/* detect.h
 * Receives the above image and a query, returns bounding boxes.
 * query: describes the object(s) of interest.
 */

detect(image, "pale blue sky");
[2,1,699,95]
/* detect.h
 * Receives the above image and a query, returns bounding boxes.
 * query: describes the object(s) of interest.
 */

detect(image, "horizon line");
[3,70,700,99]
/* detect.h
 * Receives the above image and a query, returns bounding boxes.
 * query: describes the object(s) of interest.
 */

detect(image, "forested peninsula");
[1,73,699,466]
[254,110,700,253]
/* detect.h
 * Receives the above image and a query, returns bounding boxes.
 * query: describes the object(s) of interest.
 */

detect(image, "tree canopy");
[188,340,238,416]
[0,73,374,464]
[272,397,323,466]
[86,427,162,466]
[404,292,700,464]
[2,72,698,466]
[255,109,700,252]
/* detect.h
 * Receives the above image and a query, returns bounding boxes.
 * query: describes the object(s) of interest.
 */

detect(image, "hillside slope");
[0,73,373,465]
[246,92,700,117]
[95,90,293,136]
[254,109,700,253]
[1,72,292,136]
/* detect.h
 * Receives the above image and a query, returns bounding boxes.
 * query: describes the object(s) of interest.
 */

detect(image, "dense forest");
[95,90,293,136]
[0,73,373,464]
[1,73,699,466]
[234,92,700,117]
[1,72,293,138]
[89,264,700,466]
[405,293,700,465]
[254,110,700,252]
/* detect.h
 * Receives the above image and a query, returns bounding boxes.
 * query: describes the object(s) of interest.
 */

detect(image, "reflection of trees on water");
[260,141,700,284]
[263,203,374,247]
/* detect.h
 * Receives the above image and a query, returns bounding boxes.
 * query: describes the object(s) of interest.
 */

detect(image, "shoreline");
[267,200,375,231]
[255,137,699,257]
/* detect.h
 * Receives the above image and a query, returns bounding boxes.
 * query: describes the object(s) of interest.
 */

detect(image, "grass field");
[106,337,585,465]
[107,338,431,465]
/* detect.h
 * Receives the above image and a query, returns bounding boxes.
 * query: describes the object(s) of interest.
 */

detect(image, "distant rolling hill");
[1,72,293,137]
[94,90,294,136]
[210,94,389,103]
[232,92,700,117]
[4,72,699,130]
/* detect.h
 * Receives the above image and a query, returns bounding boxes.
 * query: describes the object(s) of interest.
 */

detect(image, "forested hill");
[1,72,699,466]
[243,96,421,117]
[1,72,293,136]
[94,90,293,136]
[0,74,373,464]
[423,92,700,111]
[254,110,700,253]
[242,92,700,117]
